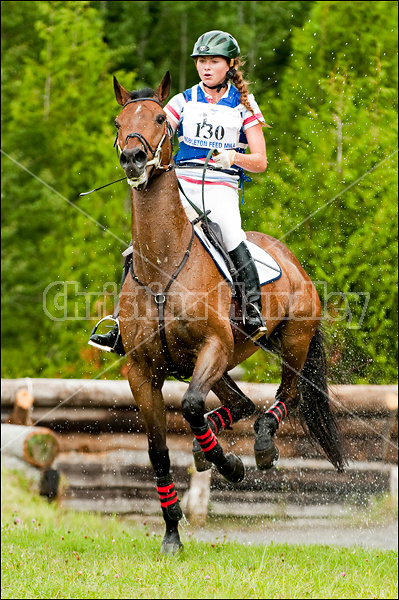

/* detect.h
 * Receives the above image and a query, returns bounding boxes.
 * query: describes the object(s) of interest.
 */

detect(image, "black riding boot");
[228,241,267,341]
[88,265,127,356]
[88,318,125,356]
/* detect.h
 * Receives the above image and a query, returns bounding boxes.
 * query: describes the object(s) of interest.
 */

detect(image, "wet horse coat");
[112,72,345,553]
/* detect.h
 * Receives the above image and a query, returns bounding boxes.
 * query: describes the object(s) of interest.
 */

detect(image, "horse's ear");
[155,71,171,104]
[113,76,131,106]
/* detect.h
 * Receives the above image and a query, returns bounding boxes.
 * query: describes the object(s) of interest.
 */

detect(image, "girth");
[127,225,196,381]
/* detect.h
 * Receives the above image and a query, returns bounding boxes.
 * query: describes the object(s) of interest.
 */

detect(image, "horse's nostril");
[134,149,147,166]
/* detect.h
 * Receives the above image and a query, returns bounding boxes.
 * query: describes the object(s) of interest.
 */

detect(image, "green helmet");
[191,30,240,60]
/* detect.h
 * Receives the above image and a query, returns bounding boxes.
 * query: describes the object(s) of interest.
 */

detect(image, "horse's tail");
[297,327,347,471]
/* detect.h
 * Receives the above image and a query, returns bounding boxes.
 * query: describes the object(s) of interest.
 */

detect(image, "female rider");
[89,30,268,355]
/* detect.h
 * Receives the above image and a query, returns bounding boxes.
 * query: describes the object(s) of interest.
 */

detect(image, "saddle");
[191,212,282,289]
[192,212,239,281]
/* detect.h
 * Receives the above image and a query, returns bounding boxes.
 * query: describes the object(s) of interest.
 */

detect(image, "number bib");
[182,86,242,151]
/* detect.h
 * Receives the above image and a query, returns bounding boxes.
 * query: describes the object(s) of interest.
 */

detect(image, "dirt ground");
[125,512,398,551]
[189,518,398,550]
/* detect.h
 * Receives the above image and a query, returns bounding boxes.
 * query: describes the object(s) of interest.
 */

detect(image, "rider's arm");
[233,123,267,173]
[213,122,267,172]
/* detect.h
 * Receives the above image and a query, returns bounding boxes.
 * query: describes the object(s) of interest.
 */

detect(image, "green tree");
[93,0,314,95]
[1,0,132,378]
[242,0,398,383]
[1,0,397,385]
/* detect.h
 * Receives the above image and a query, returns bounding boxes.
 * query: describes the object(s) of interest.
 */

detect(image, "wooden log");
[54,446,395,518]
[55,432,193,454]
[0,379,206,409]
[2,379,397,414]
[22,406,397,444]
[181,468,212,525]
[329,385,398,415]
[1,380,397,466]
[7,388,34,426]
[1,378,139,409]
[1,423,59,468]
[52,429,397,464]
[25,407,146,434]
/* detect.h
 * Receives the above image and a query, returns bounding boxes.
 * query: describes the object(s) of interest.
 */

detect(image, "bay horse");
[112,72,345,553]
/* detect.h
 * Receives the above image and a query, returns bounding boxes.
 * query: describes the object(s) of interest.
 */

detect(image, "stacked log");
[1,379,397,519]
[1,379,397,463]
[1,385,61,501]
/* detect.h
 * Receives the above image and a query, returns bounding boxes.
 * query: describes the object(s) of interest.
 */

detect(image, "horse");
[111,71,346,554]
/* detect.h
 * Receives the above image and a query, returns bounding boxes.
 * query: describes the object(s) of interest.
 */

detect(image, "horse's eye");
[156,114,166,125]
[114,120,120,129]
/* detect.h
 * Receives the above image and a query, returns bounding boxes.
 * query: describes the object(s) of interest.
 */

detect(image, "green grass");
[1,463,397,599]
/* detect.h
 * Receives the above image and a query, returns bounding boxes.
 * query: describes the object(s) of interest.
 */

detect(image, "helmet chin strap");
[203,66,236,93]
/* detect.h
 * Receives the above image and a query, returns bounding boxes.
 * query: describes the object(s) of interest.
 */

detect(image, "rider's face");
[195,56,230,88]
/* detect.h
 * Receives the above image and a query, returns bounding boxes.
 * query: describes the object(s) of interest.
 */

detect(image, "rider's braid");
[232,58,264,126]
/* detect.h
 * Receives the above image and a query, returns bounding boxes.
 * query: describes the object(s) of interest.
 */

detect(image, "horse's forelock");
[129,87,156,100]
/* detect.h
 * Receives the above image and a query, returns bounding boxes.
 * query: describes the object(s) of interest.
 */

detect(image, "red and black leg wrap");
[156,475,182,521]
[194,425,218,453]
[192,423,225,465]
[266,399,287,426]
[205,406,233,435]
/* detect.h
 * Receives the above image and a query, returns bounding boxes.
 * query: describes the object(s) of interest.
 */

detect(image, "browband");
[122,97,163,109]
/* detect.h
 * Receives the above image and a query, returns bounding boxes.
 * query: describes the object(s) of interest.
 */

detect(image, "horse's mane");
[129,87,156,100]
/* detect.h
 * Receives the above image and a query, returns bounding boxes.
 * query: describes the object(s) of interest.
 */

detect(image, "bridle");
[114,97,174,188]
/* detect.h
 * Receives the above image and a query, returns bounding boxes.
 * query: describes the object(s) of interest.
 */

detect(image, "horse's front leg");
[192,373,256,472]
[127,366,183,554]
[182,337,245,484]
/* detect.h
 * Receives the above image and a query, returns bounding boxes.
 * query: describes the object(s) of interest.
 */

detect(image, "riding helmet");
[191,30,240,60]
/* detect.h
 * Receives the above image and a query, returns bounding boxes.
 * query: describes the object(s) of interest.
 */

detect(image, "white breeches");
[176,168,245,252]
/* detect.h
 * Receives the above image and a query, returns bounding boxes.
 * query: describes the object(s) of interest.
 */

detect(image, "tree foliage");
[1,1,397,383]
[242,0,398,383]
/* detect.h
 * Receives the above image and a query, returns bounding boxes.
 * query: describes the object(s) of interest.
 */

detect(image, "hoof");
[162,501,183,522]
[218,454,245,484]
[192,438,212,472]
[160,533,183,555]
[254,436,280,470]
[160,540,183,555]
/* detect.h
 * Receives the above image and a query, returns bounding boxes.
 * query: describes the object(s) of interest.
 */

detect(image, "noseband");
[114,97,173,188]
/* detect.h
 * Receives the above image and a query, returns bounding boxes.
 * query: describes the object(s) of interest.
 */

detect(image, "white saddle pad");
[194,227,282,287]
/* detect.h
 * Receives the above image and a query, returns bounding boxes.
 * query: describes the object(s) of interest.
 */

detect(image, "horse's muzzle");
[120,147,148,179]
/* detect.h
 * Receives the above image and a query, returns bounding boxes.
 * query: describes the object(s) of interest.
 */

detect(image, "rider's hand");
[212,149,236,169]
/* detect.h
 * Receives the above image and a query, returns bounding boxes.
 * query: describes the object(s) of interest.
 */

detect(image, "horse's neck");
[131,170,192,283]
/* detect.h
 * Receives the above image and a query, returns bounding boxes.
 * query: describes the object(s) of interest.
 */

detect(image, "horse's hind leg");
[127,367,183,554]
[254,321,317,470]
[212,373,256,424]
[192,373,256,471]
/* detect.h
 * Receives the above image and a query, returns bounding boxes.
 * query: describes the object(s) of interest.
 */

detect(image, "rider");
[89,30,268,355]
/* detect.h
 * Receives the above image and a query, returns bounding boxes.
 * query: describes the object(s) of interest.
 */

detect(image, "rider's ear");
[113,76,131,106]
[155,71,171,104]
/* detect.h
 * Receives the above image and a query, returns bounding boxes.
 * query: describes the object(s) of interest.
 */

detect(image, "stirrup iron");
[250,325,268,342]
[243,302,268,341]
[88,316,119,352]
